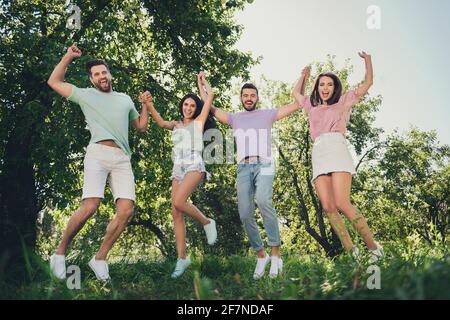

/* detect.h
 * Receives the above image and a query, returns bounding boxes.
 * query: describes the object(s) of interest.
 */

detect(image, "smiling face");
[318,76,335,103]
[89,64,112,92]
[240,88,259,111]
[182,97,197,119]
[311,73,342,107]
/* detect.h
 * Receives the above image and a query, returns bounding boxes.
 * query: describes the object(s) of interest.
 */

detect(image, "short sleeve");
[341,89,361,110]
[267,109,278,123]
[67,85,82,104]
[128,99,140,121]
[300,96,312,113]
[227,112,235,127]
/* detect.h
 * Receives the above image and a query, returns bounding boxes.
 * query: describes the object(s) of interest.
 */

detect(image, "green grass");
[1,242,449,300]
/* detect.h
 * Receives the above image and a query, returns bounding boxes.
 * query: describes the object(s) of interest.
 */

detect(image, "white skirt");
[311,132,356,182]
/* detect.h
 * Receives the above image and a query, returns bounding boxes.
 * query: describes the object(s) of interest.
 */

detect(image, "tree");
[353,128,449,244]
[0,0,256,277]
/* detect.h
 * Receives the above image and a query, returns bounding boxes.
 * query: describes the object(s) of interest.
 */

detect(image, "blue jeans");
[237,162,280,251]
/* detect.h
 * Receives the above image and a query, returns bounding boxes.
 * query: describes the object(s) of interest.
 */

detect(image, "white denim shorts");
[171,152,211,182]
[311,132,356,182]
[82,143,135,202]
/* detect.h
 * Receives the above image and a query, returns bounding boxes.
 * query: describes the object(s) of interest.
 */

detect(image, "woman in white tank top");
[141,72,218,278]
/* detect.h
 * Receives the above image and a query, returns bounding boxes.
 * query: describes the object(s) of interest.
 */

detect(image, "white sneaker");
[171,257,192,278]
[368,242,384,264]
[88,256,110,282]
[269,256,283,279]
[253,254,271,280]
[203,218,217,245]
[50,254,66,280]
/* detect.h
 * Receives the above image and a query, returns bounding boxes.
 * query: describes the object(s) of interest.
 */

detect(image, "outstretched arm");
[130,94,150,133]
[197,72,208,102]
[140,92,177,130]
[276,66,310,121]
[196,71,214,128]
[355,51,373,98]
[47,45,81,98]
[292,66,310,107]
[197,72,230,125]
[211,106,230,125]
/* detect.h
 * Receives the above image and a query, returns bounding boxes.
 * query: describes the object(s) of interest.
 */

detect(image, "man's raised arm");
[47,45,81,98]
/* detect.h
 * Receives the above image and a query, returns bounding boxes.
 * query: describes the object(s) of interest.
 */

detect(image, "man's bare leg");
[55,198,102,255]
[95,198,134,260]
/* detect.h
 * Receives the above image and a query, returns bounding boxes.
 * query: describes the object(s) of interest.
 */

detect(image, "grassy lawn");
[1,241,449,300]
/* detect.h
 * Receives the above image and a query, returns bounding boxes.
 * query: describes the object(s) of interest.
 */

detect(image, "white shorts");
[171,152,211,182]
[82,143,135,202]
[311,132,356,182]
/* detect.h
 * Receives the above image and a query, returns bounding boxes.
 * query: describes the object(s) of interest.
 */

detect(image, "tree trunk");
[0,115,38,278]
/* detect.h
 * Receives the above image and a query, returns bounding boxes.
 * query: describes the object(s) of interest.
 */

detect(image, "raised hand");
[65,45,82,60]
[301,65,311,79]
[198,71,212,95]
[197,71,206,86]
[356,51,373,97]
[358,51,371,60]
[139,91,153,106]
[47,45,81,97]
[292,66,310,101]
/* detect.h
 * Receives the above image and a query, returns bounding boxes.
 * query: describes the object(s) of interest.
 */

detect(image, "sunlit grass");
[1,240,448,300]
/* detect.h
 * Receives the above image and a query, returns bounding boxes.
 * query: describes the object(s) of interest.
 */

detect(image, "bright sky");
[234,0,450,145]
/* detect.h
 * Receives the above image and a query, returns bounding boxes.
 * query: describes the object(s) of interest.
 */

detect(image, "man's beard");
[95,79,112,92]
[243,101,257,111]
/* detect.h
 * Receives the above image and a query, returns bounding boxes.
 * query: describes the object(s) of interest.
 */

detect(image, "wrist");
[62,55,74,64]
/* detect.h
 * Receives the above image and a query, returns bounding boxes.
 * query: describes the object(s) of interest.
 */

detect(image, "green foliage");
[1,2,448,298]
[1,238,448,299]
[0,0,257,260]
[353,128,449,244]
[33,50,449,268]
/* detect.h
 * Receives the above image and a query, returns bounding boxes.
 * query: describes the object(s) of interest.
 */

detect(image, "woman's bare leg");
[315,175,354,251]
[331,172,377,250]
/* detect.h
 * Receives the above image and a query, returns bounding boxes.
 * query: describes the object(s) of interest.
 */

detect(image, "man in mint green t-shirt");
[47,45,150,282]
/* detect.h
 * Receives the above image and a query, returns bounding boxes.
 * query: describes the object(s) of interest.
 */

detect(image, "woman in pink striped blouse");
[292,52,384,263]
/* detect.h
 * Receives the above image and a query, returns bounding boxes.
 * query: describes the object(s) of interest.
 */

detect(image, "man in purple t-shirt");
[211,80,306,279]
